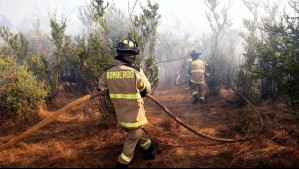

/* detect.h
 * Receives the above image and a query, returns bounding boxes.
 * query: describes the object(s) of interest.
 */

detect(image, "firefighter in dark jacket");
[188,49,209,104]
[98,37,158,168]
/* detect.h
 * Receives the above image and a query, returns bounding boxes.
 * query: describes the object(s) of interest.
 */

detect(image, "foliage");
[239,0,299,112]
[0,26,29,64]
[0,27,50,121]
[77,0,116,117]
[77,0,115,91]
[49,14,74,96]
[237,0,265,104]
[144,54,159,86]
[133,0,160,87]
[0,0,160,124]
[254,0,299,112]
[27,13,75,99]
[0,55,48,119]
[238,26,261,104]
[204,0,233,96]
[75,33,115,92]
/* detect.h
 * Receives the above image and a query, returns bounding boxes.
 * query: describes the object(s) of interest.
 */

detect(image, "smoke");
[0,0,88,34]
[0,14,12,28]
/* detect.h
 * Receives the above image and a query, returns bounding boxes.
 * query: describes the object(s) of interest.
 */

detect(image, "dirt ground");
[0,84,298,168]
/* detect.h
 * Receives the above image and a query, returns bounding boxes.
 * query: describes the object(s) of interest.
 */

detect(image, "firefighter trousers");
[191,82,205,100]
[118,127,152,165]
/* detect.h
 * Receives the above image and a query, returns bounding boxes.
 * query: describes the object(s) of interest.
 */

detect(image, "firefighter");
[188,49,209,104]
[98,37,158,168]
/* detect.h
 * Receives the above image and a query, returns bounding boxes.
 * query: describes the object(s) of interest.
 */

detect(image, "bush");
[0,56,48,119]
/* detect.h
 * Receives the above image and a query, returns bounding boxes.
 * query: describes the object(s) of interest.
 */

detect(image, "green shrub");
[0,56,48,119]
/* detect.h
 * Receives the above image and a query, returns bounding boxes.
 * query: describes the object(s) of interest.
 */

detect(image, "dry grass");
[0,85,299,168]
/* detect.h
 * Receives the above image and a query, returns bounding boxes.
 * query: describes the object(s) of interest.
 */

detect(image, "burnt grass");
[0,85,298,168]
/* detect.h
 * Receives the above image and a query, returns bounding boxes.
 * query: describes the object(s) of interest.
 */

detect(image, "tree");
[236,0,281,104]
[132,0,161,87]
[253,0,299,112]
[0,55,48,121]
[76,0,116,126]
[0,26,30,65]
[236,0,265,104]
[204,0,233,96]
[48,13,74,97]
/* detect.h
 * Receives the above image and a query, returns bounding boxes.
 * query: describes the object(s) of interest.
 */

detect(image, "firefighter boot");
[193,95,200,104]
[116,162,129,168]
[143,142,159,160]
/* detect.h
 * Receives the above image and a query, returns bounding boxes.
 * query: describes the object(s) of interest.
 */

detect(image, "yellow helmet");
[114,37,139,55]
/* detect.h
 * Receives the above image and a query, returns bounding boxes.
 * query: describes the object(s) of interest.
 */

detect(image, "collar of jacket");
[115,55,132,64]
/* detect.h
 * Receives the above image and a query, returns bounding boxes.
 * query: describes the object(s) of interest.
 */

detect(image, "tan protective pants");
[118,128,151,164]
[191,82,205,100]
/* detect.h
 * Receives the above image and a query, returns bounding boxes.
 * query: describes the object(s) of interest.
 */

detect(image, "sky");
[0,0,293,36]
[0,0,88,34]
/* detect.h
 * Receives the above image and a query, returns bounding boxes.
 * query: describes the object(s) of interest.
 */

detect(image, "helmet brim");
[190,53,201,56]
[117,49,139,55]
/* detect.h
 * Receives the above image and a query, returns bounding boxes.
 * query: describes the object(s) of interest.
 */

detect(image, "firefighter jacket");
[189,59,206,84]
[98,61,151,129]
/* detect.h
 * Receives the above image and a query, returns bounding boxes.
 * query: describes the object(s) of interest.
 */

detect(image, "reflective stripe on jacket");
[98,62,151,129]
[189,59,206,83]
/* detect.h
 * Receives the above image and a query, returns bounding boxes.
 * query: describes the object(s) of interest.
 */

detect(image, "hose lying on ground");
[0,90,108,152]
[206,75,264,135]
[166,75,264,142]
[148,74,264,142]
[0,76,264,152]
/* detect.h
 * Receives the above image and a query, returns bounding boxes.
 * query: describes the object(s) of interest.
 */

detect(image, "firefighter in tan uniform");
[188,49,209,104]
[98,37,158,168]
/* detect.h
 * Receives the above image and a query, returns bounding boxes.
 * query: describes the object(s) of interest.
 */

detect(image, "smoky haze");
[0,0,293,87]
[0,0,87,34]
[0,0,291,34]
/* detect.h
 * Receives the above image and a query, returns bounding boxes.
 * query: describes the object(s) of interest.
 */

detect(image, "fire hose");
[166,74,264,142]
[0,89,108,152]
[0,76,263,152]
